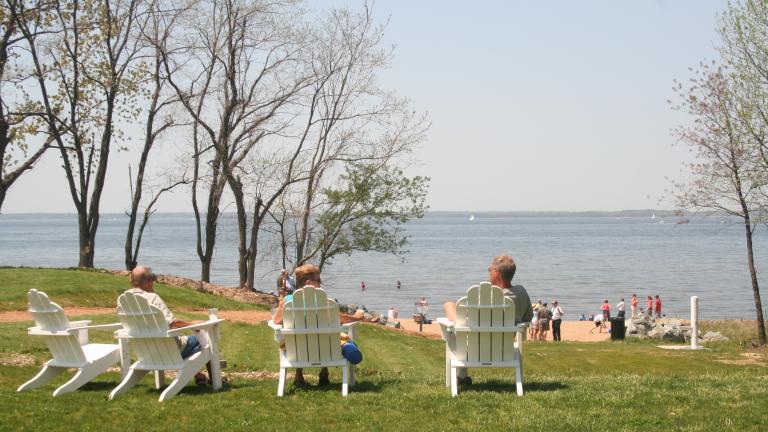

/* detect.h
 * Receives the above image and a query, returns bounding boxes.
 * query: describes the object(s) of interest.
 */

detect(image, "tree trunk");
[245,199,262,291]
[744,220,767,345]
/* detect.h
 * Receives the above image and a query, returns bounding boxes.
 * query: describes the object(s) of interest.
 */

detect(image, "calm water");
[1,213,765,320]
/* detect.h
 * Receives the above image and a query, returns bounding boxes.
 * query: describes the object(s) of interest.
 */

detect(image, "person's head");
[488,255,516,287]
[620,298,624,302]
[632,293,637,297]
[648,295,652,300]
[543,302,548,307]
[655,295,659,299]
[294,264,321,287]
[281,269,289,277]
[604,299,608,304]
[130,266,157,292]
[552,300,558,305]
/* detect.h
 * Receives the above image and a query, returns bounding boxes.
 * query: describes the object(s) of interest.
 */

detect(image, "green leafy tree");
[311,163,428,270]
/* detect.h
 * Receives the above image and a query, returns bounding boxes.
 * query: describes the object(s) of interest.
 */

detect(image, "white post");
[691,296,699,349]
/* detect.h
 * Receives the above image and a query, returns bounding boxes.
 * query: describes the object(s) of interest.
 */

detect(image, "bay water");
[1,213,765,321]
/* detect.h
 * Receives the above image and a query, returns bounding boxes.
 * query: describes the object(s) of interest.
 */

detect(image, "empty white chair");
[17,289,122,397]
[268,286,359,396]
[109,291,224,402]
[437,282,526,397]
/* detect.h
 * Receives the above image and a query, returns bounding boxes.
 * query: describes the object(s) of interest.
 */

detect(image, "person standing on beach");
[646,295,654,318]
[616,298,626,319]
[529,304,539,340]
[361,281,366,291]
[631,294,639,318]
[551,300,564,341]
[654,295,662,318]
[537,303,551,341]
[600,299,611,321]
[397,280,401,290]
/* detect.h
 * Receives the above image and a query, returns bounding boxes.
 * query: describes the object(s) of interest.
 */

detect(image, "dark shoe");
[318,371,330,386]
[457,376,472,386]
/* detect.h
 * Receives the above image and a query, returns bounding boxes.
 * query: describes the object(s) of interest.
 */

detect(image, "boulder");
[701,331,729,343]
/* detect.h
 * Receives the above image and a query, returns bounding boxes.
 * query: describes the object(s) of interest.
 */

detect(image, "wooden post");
[691,296,699,349]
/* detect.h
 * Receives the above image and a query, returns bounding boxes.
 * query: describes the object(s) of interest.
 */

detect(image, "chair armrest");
[167,318,225,335]
[267,320,282,331]
[68,320,92,327]
[68,323,122,332]
[342,321,359,340]
[436,317,455,329]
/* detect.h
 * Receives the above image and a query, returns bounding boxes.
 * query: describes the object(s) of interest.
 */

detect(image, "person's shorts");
[180,335,203,359]
[530,319,538,329]
[540,320,550,331]
[595,321,602,327]
[603,311,610,321]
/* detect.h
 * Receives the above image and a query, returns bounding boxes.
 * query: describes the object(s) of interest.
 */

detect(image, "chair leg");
[159,351,209,402]
[17,364,65,392]
[109,368,149,400]
[450,366,458,397]
[154,370,165,389]
[515,364,524,396]
[277,367,286,397]
[342,365,349,397]
[349,364,356,387]
[53,353,118,397]
[445,345,451,387]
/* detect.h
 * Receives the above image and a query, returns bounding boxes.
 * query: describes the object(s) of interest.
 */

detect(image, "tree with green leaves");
[0,0,51,211]
[11,0,148,267]
[312,163,428,270]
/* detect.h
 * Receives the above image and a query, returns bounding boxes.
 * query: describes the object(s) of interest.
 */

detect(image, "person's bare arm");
[273,299,286,325]
[170,319,195,328]
[443,301,457,323]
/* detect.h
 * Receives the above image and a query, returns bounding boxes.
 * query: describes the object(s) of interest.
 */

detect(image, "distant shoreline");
[0,209,729,217]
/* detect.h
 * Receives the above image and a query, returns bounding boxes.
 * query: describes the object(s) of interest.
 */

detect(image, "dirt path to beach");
[1,308,608,342]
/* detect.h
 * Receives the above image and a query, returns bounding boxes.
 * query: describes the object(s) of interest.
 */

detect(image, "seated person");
[443,254,534,325]
[272,264,363,387]
[442,255,534,385]
[125,266,211,385]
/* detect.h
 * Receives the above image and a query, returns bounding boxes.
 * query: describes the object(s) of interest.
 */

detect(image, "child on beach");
[646,296,654,318]
[631,294,639,318]
[600,299,611,321]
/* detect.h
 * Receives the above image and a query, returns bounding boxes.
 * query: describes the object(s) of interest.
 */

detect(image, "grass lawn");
[1,269,766,431]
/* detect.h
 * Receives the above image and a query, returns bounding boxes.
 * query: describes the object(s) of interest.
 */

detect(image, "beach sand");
[395,319,611,342]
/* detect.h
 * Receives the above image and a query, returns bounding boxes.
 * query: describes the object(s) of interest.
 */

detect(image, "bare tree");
[671,61,766,345]
[11,0,149,266]
[124,0,188,270]
[163,0,308,282]
[288,4,430,269]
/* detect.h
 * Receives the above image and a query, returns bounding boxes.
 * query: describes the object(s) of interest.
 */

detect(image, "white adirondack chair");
[17,289,123,397]
[437,282,527,397]
[267,286,359,397]
[108,291,225,402]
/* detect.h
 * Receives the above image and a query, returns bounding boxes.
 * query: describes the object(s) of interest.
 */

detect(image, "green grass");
[1,269,767,431]
[0,267,267,311]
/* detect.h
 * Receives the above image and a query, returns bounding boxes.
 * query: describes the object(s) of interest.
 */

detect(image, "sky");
[3,0,728,213]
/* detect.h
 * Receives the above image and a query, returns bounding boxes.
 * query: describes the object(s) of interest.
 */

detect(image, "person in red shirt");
[600,299,610,321]
[654,295,662,318]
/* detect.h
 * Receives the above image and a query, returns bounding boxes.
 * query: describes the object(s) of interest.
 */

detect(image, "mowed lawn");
[0,268,766,431]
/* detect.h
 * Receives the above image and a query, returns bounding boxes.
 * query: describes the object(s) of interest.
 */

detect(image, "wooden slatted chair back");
[27,289,87,364]
[454,282,517,364]
[282,286,342,365]
[117,292,183,368]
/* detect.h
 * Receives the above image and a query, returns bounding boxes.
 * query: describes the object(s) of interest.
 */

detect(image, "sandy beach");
[395,318,611,342]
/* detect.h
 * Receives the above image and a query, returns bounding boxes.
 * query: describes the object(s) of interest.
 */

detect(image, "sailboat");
[469,214,475,221]
[651,213,656,220]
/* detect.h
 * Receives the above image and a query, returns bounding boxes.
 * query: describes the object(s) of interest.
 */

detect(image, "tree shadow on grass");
[461,379,567,394]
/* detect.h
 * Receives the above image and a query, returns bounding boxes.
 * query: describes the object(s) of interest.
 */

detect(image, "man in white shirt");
[125,266,210,385]
[551,300,564,341]
[616,298,626,319]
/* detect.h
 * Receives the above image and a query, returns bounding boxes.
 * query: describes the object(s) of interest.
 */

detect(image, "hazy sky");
[3,0,727,213]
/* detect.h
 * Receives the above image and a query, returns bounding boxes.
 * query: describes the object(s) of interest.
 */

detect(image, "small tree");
[671,61,766,345]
